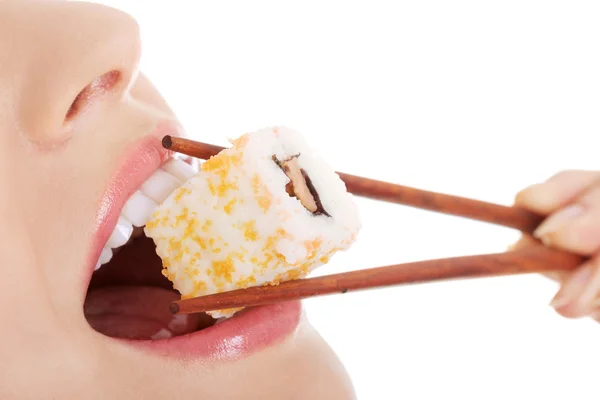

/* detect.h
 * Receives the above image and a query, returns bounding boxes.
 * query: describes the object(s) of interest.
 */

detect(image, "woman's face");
[0,1,354,398]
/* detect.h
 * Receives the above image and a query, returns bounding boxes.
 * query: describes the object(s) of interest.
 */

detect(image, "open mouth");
[83,156,219,340]
[81,129,305,359]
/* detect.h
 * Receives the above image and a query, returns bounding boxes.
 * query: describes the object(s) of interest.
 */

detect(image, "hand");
[514,170,600,320]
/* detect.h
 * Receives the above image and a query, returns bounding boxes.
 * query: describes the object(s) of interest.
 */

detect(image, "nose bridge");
[17,2,142,142]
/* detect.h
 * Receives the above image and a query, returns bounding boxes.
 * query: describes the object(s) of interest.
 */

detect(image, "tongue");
[85,236,215,339]
[85,286,213,340]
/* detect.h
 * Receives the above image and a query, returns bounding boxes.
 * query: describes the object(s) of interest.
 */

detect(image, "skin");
[515,170,600,321]
[0,1,355,399]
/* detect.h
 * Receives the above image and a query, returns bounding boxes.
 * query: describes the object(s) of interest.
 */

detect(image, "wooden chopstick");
[163,135,225,162]
[162,135,543,234]
[170,243,582,314]
[338,173,543,234]
[161,135,577,315]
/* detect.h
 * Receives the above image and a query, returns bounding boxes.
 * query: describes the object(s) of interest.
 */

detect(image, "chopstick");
[163,135,225,162]
[170,243,581,314]
[162,135,543,234]
[338,173,543,234]
[161,135,578,315]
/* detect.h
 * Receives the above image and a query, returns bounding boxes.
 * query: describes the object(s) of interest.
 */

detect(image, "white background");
[99,1,599,399]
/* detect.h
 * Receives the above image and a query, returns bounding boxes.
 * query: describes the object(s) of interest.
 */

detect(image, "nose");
[14,2,142,144]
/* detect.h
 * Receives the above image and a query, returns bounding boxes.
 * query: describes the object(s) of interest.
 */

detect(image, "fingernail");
[550,263,594,308]
[534,204,583,242]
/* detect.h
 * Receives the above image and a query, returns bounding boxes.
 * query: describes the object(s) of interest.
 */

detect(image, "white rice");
[144,126,361,318]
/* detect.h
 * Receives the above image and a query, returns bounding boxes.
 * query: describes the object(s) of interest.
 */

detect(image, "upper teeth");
[106,216,134,248]
[94,158,197,270]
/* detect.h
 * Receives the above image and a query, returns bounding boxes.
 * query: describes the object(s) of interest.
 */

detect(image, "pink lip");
[125,301,302,360]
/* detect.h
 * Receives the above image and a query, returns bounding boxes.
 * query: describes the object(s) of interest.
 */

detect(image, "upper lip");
[84,119,184,296]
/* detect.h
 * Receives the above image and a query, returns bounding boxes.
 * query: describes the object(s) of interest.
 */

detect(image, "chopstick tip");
[169,302,180,315]
[162,135,173,150]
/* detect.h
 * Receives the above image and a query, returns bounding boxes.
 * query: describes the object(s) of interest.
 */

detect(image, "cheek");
[17,155,104,316]
[23,153,104,247]
[0,114,94,378]
[15,127,120,313]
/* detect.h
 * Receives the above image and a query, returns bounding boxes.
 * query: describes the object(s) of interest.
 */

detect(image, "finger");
[534,185,600,255]
[507,235,537,251]
[550,256,600,319]
[515,170,600,214]
[508,235,570,283]
[544,271,570,284]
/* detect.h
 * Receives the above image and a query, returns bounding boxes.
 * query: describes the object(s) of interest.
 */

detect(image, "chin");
[97,317,357,400]
[266,322,357,400]
[217,321,358,400]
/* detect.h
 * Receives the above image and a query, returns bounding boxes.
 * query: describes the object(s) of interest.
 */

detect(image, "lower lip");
[122,301,302,360]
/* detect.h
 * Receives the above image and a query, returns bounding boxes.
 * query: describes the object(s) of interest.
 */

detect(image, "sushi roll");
[144,126,361,318]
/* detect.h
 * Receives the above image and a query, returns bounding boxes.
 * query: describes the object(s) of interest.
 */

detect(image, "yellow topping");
[236,275,257,287]
[192,235,207,250]
[230,133,249,148]
[252,174,272,212]
[207,180,216,196]
[201,220,213,232]
[168,238,182,253]
[173,187,192,202]
[216,180,238,197]
[192,280,207,294]
[212,256,235,283]
[183,219,198,239]
[224,198,237,215]
[175,208,189,225]
[242,220,259,241]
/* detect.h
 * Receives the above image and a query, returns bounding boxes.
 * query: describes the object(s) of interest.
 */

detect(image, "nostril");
[65,70,122,122]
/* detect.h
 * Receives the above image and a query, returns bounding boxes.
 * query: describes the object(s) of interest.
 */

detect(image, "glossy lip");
[84,120,302,360]
[122,300,302,360]
[84,120,180,294]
